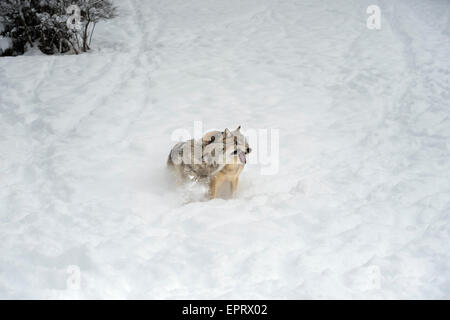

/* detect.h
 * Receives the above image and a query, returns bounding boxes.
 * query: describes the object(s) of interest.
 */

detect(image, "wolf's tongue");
[239,152,246,164]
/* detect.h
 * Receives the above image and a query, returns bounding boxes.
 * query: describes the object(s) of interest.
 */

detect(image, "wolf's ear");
[224,128,232,137]
[236,125,241,131]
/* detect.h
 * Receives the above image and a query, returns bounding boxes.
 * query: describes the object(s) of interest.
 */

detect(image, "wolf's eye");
[210,136,215,142]
[234,137,238,145]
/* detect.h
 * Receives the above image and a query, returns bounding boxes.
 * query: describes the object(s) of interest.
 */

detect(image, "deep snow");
[0,0,449,299]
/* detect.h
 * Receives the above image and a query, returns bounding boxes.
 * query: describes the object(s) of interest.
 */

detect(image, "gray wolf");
[167,126,251,199]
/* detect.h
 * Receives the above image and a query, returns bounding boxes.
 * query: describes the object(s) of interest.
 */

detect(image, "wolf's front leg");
[209,177,217,199]
[209,173,224,199]
[231,177,239,197]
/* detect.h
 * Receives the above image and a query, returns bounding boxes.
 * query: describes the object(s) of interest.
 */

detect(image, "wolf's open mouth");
[238,151,246,164]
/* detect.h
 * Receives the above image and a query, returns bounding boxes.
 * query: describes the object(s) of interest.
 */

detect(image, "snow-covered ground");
[0,0,449,299]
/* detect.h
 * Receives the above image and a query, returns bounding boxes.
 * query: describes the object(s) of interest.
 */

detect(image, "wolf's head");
[223,126,252,164]
[203,126,251,166]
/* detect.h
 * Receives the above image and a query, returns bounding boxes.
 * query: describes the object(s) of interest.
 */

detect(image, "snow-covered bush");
[0,0,116,56]
[72,0,117,53]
